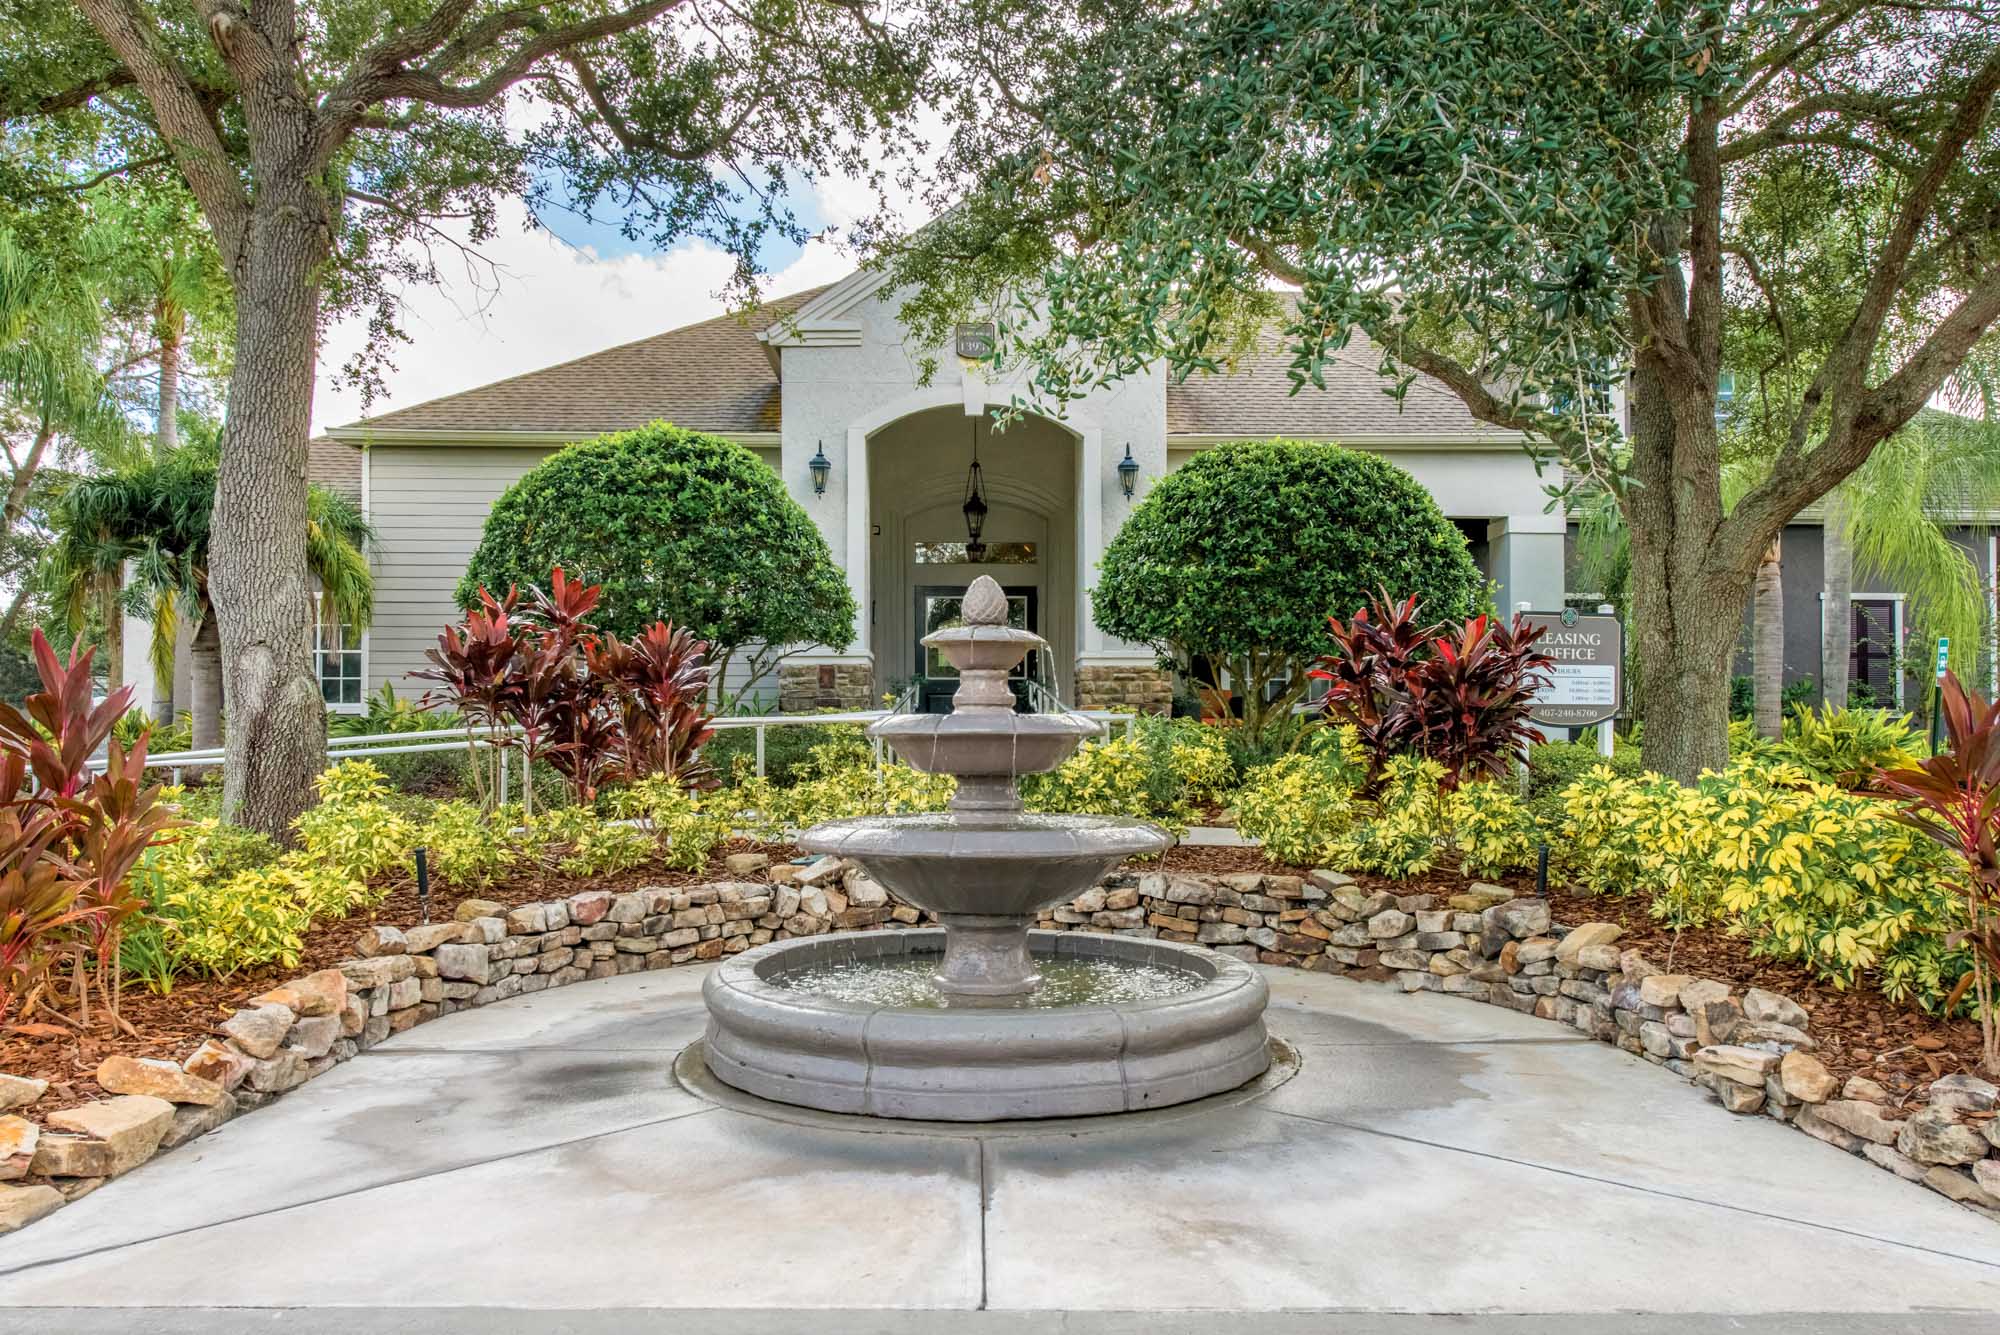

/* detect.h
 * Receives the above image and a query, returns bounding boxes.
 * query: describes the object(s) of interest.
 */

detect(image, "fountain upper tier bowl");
[797,812,1169,920]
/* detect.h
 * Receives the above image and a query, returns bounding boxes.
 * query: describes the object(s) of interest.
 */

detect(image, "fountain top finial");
[962,575,1008,627]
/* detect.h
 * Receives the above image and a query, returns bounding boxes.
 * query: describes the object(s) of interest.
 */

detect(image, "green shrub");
[459,423,856,709]
[1092,438,1483,746]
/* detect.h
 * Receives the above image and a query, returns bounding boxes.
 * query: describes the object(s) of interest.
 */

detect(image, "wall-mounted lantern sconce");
[1117,443,1140,500]
[808,442,832,495]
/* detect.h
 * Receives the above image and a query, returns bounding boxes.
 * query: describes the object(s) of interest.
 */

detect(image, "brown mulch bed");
[0,839,802,1122]
[1152,841,1983,1105]
[3,834,1985,1120]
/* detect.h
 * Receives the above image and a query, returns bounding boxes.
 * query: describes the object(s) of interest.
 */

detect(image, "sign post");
[1930,636,1950,754]
[1520,607,1625,748]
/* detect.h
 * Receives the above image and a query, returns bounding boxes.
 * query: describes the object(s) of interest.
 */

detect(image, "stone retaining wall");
[3,858,1996,1238]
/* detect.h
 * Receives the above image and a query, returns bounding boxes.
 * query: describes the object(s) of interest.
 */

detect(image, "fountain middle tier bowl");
[795,812,1172,919]
[701,929,1272,1119]
[869,709,1100,777]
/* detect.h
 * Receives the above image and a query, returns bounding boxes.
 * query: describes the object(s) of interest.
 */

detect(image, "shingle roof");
[337,281,1498,441]
[1164,329,1495,437]
[308,434,362,498]
[336,286,829,436]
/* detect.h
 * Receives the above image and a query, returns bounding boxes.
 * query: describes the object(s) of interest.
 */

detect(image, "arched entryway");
[866,406,1078,706]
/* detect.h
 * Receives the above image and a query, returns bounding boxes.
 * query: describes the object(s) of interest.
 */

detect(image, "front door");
[915,584,1038,713]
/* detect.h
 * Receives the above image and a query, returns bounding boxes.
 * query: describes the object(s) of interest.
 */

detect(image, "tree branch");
[1771,45,2000,479]
[70,0,250,250]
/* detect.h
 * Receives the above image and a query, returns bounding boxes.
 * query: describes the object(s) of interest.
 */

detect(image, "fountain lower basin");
[702,928,1272,1120]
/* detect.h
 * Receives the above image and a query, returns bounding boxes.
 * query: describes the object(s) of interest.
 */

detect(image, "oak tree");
[4,0,932,834]
[886,0,2000,781]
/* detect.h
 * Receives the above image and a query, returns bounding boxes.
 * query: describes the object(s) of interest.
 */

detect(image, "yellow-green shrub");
[1562,764,1731,927]
[1234,738,1360,866]
[1446,780,1539,878]
[529,806,657,876]
[418,800,513,889]
[159,868,314,976]
[294,760,419,887]
[1777,704,1923,789]
[1023,733,1165,828]
[1714,776,1964,1005]
[137,827,315,977]
[1556,758,1971,1010]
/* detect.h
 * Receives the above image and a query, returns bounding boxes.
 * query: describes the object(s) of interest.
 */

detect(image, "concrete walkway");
[0,966,1997,1333]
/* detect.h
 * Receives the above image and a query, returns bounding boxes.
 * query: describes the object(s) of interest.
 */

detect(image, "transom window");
[913,541,1037,565]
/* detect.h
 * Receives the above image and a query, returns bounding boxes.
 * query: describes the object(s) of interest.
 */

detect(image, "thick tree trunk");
[1622,354,1740,783]
[1753,540,1785,738]
[189,610,222,750]
[211,194,328,838]
[1821,493,1853,709]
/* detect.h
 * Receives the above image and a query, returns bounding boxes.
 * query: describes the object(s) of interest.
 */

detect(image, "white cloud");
[310,199,869,434]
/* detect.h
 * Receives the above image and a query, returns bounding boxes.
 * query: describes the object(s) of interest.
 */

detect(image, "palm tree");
[0,230,143,645]
[45,445,372,749]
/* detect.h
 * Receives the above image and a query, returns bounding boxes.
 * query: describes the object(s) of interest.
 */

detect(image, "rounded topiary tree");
[460,423,855,710]
[1094,438,1482,742]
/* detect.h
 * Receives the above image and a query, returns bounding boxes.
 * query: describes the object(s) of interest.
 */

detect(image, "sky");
[309,174,891,434]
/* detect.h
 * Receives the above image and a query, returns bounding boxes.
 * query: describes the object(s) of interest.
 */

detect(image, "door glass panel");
[1850,599,1897,707]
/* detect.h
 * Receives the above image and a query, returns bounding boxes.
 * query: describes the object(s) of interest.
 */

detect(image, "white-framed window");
[311,598,365,713]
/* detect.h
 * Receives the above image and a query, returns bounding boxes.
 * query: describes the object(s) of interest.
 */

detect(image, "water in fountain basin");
[772,955,1204,1009]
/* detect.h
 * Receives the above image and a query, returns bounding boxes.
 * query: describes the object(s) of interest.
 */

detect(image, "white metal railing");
[111,703,1138,787]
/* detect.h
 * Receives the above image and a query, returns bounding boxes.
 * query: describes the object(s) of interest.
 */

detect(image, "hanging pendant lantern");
[961,414,989,562]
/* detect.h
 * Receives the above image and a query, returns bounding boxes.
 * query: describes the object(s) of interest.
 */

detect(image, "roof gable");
[334,285,828,438]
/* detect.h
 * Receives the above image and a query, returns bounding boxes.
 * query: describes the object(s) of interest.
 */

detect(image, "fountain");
[701,575,1272,1120]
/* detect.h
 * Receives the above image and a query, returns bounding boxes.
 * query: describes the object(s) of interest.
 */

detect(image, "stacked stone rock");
[3,859,1998,1238]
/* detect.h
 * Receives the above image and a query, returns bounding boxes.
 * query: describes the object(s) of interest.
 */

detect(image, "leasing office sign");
[1520,608,1624,728]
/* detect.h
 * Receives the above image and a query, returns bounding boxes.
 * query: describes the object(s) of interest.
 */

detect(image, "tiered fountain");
[701,576,1271,1120]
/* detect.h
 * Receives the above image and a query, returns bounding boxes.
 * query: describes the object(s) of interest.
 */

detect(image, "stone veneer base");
[1074,663,1173,713]
[701,928,1271,1120]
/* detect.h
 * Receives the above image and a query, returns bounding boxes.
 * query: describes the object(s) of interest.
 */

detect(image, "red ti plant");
[417,566,718,811]
[0,630,177,1028]
[1874,671,2000,1073]
[414,586,522,808]
[1313,592,1554,789]
[1313,593,1437,773]
[592,621,718,790]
